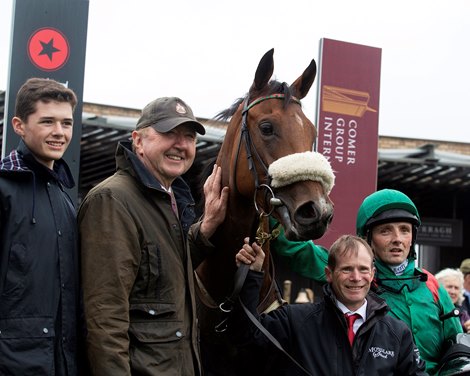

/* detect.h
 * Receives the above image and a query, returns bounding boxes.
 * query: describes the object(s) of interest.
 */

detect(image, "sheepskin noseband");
[268,151,335,193]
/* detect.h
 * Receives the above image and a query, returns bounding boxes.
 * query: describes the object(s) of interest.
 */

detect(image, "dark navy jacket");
[0,141,82,375]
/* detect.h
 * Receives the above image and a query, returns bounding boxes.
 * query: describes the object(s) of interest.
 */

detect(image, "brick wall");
[83,102,141,117]
[379,136,470,155]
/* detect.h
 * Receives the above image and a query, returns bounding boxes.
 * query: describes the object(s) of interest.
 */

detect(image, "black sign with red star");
[5,0,89,204]
[28,27,70,71]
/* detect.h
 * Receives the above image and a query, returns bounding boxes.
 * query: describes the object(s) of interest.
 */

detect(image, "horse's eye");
[258,122,274,136]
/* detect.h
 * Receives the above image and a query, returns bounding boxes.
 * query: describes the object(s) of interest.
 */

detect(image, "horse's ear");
[251,48,275,93]
[291,58,317,99]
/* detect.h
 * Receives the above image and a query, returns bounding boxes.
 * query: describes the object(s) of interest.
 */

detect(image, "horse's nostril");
[294,202,334,226]
[294,202,319,225]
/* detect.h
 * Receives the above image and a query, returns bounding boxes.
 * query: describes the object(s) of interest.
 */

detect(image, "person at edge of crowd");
[0,78,84,375]
[435,268,470,333]
[234,234,428,375]
[78,97,229,376]
[459,259,470,313]
[266,189,462,375]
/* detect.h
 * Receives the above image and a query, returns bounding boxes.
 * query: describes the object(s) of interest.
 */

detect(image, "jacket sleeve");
[78,192,140,375]
[396,323,429,376]
[439,283,464,339]
[187,220,217,268]
[270,217,328,283]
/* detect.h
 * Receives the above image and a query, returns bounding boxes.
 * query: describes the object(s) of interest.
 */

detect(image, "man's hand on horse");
[200,165,229,239]
[236,237,265,272]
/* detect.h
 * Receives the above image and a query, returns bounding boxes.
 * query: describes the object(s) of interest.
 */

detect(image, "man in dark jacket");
[459,259,470,315]
[235,234,428,375]
[78,97,229,375]
[0,78,82,375]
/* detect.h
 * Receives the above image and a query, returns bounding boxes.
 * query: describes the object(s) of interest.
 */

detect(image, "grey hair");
[435,268,464,305]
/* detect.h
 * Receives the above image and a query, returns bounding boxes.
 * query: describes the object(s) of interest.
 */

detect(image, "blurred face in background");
[440,276,462,305]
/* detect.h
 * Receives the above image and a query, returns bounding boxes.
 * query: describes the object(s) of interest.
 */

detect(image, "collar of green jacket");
[374,258,429,294]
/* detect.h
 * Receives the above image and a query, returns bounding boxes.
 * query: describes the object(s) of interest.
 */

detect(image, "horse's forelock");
[214,81,297,123]
[263,81,295,109]
[280,82,294,108]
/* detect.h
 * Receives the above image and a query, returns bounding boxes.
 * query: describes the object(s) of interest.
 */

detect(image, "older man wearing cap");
[78,97,229,376]
[460,259,470,314]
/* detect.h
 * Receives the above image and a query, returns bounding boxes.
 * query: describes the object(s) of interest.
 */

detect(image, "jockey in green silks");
[272,189,462,375]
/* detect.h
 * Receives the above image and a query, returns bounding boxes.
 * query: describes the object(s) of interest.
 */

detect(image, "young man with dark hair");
[0,77,82,375]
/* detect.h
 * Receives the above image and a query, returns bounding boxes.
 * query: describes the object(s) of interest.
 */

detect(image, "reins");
[215,213,311,375]
[238,299,313,376]
[214,214,281,333]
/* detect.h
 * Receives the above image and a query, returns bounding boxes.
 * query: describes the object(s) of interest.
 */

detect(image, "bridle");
[234,93,302,218]
[213,93,313,376]
[215,93,302,328]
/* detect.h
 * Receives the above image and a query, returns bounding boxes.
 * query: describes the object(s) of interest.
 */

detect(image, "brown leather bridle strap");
[234,93,301,197]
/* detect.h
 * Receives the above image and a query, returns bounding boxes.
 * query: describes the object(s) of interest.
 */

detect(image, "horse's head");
[216,48,335,241]
[196,49,335,375]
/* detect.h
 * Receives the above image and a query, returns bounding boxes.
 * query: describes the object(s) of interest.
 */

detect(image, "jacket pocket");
[0,317,55,375]
[129,303,183,343]
[134,244,160,299]
[1,243,28,298]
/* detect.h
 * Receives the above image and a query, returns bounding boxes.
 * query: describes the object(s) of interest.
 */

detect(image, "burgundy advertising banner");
[316,38,382,248]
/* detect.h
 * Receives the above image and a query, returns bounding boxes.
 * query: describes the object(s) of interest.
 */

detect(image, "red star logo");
[28,28,69,71]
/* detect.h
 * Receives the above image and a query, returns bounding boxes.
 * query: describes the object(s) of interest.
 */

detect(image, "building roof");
[378,144,470,192]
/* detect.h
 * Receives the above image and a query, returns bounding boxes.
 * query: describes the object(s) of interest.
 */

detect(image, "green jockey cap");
[356,189,421,239]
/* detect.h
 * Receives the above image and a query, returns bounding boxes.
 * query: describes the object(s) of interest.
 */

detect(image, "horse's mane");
[186,155,217,218]
[189,80,298,217]
[214,80,296,122]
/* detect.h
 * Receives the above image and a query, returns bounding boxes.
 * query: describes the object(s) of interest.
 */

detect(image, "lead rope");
[214,214,281,333]
[238,299,313,376]
[242,215,312,376]
[215,214,312,376]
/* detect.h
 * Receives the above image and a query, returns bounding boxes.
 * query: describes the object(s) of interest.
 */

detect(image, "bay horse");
[195,48,335,375]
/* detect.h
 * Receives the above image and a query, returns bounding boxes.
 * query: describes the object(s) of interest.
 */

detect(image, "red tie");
[345,313,360,346]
